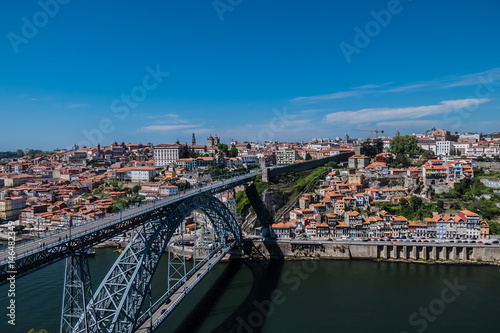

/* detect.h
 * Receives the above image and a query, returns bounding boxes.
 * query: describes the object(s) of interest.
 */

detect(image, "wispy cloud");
[298,109,325,114]
[324,98,493,124]
[383,83,429,92]
[444,67,500,88]
[352,82,394,90]
[375,120,445,128]
[292,90,366,103]
[292,67,500,103]
[146,113,180,119]
[182,128,213,135]
[68,103,87,109]
[142,124,202,132]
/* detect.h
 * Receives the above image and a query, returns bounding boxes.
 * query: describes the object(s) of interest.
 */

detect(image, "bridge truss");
[60,191,240,333]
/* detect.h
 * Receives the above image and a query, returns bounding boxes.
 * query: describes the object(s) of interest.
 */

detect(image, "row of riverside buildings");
[272,206,490,240]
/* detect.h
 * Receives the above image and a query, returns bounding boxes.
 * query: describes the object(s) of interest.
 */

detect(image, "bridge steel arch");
[76,193,241,333]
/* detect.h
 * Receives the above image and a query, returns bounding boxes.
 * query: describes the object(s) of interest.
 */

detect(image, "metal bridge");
[0,170,261,332]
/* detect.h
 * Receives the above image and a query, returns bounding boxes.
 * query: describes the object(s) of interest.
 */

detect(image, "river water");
[1,247,499,333]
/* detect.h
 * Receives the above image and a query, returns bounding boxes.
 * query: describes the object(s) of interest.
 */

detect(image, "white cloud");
[324,98,493,124]
[298,109,325,114]
[353,82,394,90]
[68,103,87,109]
[142,124,201,132]
[375,120,445,128]
[292,67,500,103]
[444,67,500,88]
[146,113,180,119]
[383,83,429,93]
[292,90,366,103]
[181,128,213,135]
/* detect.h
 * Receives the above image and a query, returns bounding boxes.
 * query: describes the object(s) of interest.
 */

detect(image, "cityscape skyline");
[1,1,500,150]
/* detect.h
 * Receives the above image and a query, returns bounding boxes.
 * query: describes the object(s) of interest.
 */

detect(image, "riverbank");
[88,237,500,266]
[0,231,35,241]
[227,239,500,266]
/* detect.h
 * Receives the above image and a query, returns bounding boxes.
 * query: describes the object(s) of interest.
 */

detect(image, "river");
[1,247,499,333]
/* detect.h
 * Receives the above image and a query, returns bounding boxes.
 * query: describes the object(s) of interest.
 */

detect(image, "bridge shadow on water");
[172,183,285,333]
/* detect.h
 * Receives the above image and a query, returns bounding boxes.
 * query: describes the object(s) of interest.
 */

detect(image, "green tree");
[131,184,141,193]
[229,147,238,157]
[217,143,229,155]
[390,135,423,158]
[409,195,423,207]
[361,138,384,158]
[180,145,190,158]
[394,154,412,168]
[305,153,312,160]
[421,149,436,160]
[399,197,408,206]
[13,225,26,233]
[490,221,500,235]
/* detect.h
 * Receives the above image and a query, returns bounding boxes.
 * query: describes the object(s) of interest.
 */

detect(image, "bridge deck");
[134,243,235,332]
[0,171,259,284]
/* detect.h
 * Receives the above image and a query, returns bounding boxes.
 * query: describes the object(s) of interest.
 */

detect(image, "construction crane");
[351,129,384,139]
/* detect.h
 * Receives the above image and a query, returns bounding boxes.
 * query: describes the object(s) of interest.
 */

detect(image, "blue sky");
[0,0,499,150]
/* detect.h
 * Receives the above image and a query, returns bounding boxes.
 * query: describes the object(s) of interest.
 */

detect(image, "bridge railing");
[0,171,260,265]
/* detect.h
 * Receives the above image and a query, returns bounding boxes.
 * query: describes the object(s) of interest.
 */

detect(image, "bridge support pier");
[168,228,187,291]
[60,252,93,333]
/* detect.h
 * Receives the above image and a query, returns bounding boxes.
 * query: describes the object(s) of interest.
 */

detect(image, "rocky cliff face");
[239,189,287,234]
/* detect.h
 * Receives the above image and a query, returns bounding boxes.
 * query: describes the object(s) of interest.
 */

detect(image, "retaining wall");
[262,152,354,182]
[241,239,500,264]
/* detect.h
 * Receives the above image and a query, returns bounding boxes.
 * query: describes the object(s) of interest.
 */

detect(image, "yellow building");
[0,197,26,221]
[480,221,490,239]
[334,200,345,217]
[348,174,363,185]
